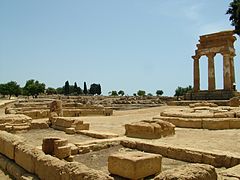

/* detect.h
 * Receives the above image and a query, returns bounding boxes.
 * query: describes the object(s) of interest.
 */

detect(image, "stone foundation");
[125,120,175,139]
[185,90,239,100]
[154,163,217,180]
[108,151,162,179]
[50,117,90,134]
[0,130,113,180]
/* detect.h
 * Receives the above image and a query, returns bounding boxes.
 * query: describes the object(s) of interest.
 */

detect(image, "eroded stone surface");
[108,151,162,179]
[154,163,217,180]
[125,119,175,139]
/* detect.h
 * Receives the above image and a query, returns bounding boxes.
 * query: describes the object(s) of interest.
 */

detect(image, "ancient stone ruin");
[125,119,175,139]
[186,30,238,100]
[154,102,240,130]
[108,151,162,179]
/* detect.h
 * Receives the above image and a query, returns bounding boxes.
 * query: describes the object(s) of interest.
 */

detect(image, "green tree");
[137,90,146,96]
[46,87,57,95]
[89,83,98,95]
[174,85,192,97]
[97,84,101,95]
[23,79,45,98]
[109,91,118,96]
[73,82,83,95]
[118,90,125,96]
[227,0,240,35]
[6,81,21,99]
[147,93,153,96]
[156,90,164,96]
[0,83,8,97]
[56,87,64,94]
[64,81,70,95]
[83,82,88,95]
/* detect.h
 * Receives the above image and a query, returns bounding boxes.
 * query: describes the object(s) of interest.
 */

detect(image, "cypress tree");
[83,82,88,95]
[64,81,70,95]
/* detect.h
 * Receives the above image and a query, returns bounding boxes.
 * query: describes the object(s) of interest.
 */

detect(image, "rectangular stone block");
[75,123,89,130]
[15,143,45,173]
[108,151,161,179]
[54,117,75,128]
[202,119,230,130]
[229,119,240,129]
[125,123,155,139]
[35,155,69,180]
[55,145,71,159]
[65,128,76,134]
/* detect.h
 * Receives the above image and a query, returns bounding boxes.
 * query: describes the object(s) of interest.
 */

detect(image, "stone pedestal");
[108,152,162,179]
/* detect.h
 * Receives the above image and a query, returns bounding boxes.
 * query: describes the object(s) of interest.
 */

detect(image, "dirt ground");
[74,145,188,174]
[1,100,240,178]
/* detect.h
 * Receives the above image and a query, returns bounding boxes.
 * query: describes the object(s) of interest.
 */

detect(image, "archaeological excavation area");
[0,95,240,180]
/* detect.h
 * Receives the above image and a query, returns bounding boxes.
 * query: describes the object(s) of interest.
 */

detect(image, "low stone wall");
[50,117,90,134]
[167,100,229,106]
[154,163,217,180]
[0,153,39,180]
[0,114,32,132]
[0,130,113,180]
[154,116,240,130]
[120,140,240,168]
[125,120,175,139]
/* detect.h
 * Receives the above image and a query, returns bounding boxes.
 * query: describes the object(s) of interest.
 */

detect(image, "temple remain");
[185,30,239,100]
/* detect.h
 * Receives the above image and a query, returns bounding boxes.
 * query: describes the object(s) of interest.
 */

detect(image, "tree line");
[0,80,102,99]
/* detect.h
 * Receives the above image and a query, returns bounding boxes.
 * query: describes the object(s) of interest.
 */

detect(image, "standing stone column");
[223,53,232,90]
[230,55,235,88]
[192,56,200,92]
[207,53,216,91]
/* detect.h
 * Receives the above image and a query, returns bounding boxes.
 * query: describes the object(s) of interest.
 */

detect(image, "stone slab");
[108,151,162,179]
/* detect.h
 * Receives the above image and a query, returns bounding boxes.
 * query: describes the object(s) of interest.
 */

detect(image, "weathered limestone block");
[0,114,32,124]
[108,151,162,179]
[30,119,49,129]
[13,125,30,132]
[229,97,240,107]
[65,127,76,134]
[54,117,75,128]
[6,160,28,179]
[53,139,68,151]
[154,164,217,180]
[35,154,69,180]
[189,102,218,108]
[77,130,118,139]
[0,130,24,159]
[42,137,61,155]
[75,123,90,130]
[15,143,45,173]
[54,145,71,159]
[0,153,11,171]
[229,119,240,129]
[125,120,175,139]
[202,119,230,130]
[49,100,63,116]
[68,143,79,155]
[64,162,113,180]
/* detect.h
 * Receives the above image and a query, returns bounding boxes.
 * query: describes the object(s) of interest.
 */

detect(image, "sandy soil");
[17,129,94,147]
[1,103,240,178]
[74,145,188,174]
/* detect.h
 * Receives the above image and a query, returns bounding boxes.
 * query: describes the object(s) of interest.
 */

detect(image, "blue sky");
[0,0,239,96]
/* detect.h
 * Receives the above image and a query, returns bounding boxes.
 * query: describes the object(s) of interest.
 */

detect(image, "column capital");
[206,52,216,59]
[192,55,200,61]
